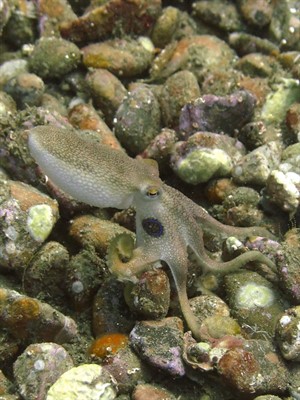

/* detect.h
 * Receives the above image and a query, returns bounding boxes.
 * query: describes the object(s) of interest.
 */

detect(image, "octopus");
[28,126,276,340]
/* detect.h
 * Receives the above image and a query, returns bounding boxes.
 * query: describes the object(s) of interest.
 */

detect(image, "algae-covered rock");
[114,85,161,154]
[174,147,233,185]
[14,342,73,400]
[28,37,81,79]
[261,78,300,126]
[224,271,286,340]
[82,37,154,78]
[0,179,59,270]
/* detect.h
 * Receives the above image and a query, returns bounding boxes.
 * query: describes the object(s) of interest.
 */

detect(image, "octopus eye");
[146,187,160,198]
[142,218,164,238]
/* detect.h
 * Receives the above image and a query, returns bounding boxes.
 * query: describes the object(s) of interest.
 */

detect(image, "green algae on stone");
[175,148,233,185]
[28,37,81,79]
[224,271,286,340]
[27,204,56,242]
[261,78,300,125]
[193,0,243,32]
[151,6,179,48]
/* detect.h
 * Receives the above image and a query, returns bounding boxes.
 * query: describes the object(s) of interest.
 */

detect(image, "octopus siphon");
[28,126,277,340]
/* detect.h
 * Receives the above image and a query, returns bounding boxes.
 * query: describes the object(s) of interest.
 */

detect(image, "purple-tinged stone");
[179,90,256,138]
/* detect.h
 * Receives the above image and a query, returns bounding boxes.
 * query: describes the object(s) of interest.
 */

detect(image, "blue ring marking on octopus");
[142,217,164,237]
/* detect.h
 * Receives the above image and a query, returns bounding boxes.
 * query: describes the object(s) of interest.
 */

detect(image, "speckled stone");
[159,70,200,128]
[276,306,300,361]
[130,317,185,377]
[0,288,77,344]
[124,269,170,319]
[193,0,243,32]
[4,73,44,109]
[103,346,152,395]
[114,85,161,154]
[82,37,155,78]
[23,241,69,304]
[28,37,81,79]
[132,383,176,400]
[217,339,288,395]
[150,35,236,81]
[14,342,73,400]
[232,141,282,186]
[276,229,300,303]
[86,68,127,124]
[224,271,286,340]
[0,179,59,270]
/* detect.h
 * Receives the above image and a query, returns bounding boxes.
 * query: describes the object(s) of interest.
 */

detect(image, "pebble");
[68,103,123,150]
[103,346,152,395]
[0,0,10,35]
[34,0,77,37]
[265,169,299,214]
[124,269,170,320]
[114,85,161,154]
[214,186,267,227]
[3,72,44,109]
[217,338,288,395]
[23,241,69,304]
[93,278,135,337]
[159,70,200,128]
[0,59,28,88]
[171,131,245,185]
[276,306,300,361]
[224,271,286,340]
[82,37,155,78]
[261,78,300,126]
[192,0,243,32]
[1,1,36,48]
[237,0,275,28]
[46,364,118,400]
[151,6,180,48]
[28,37,81,79]
[59,0,161,44]
[190,295,241,341]
[229,32,280,56]
[238,121,277,150]
[232,140,282,186]
[132,383,176,400]
[0,179,59,270]
[150,35,236,81]
[286,102,300,142]
[0,288,77,344]
[179,90,256,138]
[140,128,177,166]
[0,91,16,117]
[65,248,105,311]
[14,342,73,400]
[236,53,282,78]
[130,317,185,377]
[276,229,300,303]
[69,215,134,257]
[86,69,127,125]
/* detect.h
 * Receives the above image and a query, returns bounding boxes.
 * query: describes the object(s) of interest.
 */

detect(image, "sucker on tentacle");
[28,125,277,341]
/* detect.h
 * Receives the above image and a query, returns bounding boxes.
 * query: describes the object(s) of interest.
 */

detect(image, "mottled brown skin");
[28,126,276,340]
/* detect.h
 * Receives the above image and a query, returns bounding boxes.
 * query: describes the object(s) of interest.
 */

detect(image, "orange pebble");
[89,333,129,358]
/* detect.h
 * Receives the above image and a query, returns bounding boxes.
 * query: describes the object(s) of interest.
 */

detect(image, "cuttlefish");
[28,126,276,340]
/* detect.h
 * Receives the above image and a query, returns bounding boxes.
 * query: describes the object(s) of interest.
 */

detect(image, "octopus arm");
[186,219,277,274]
